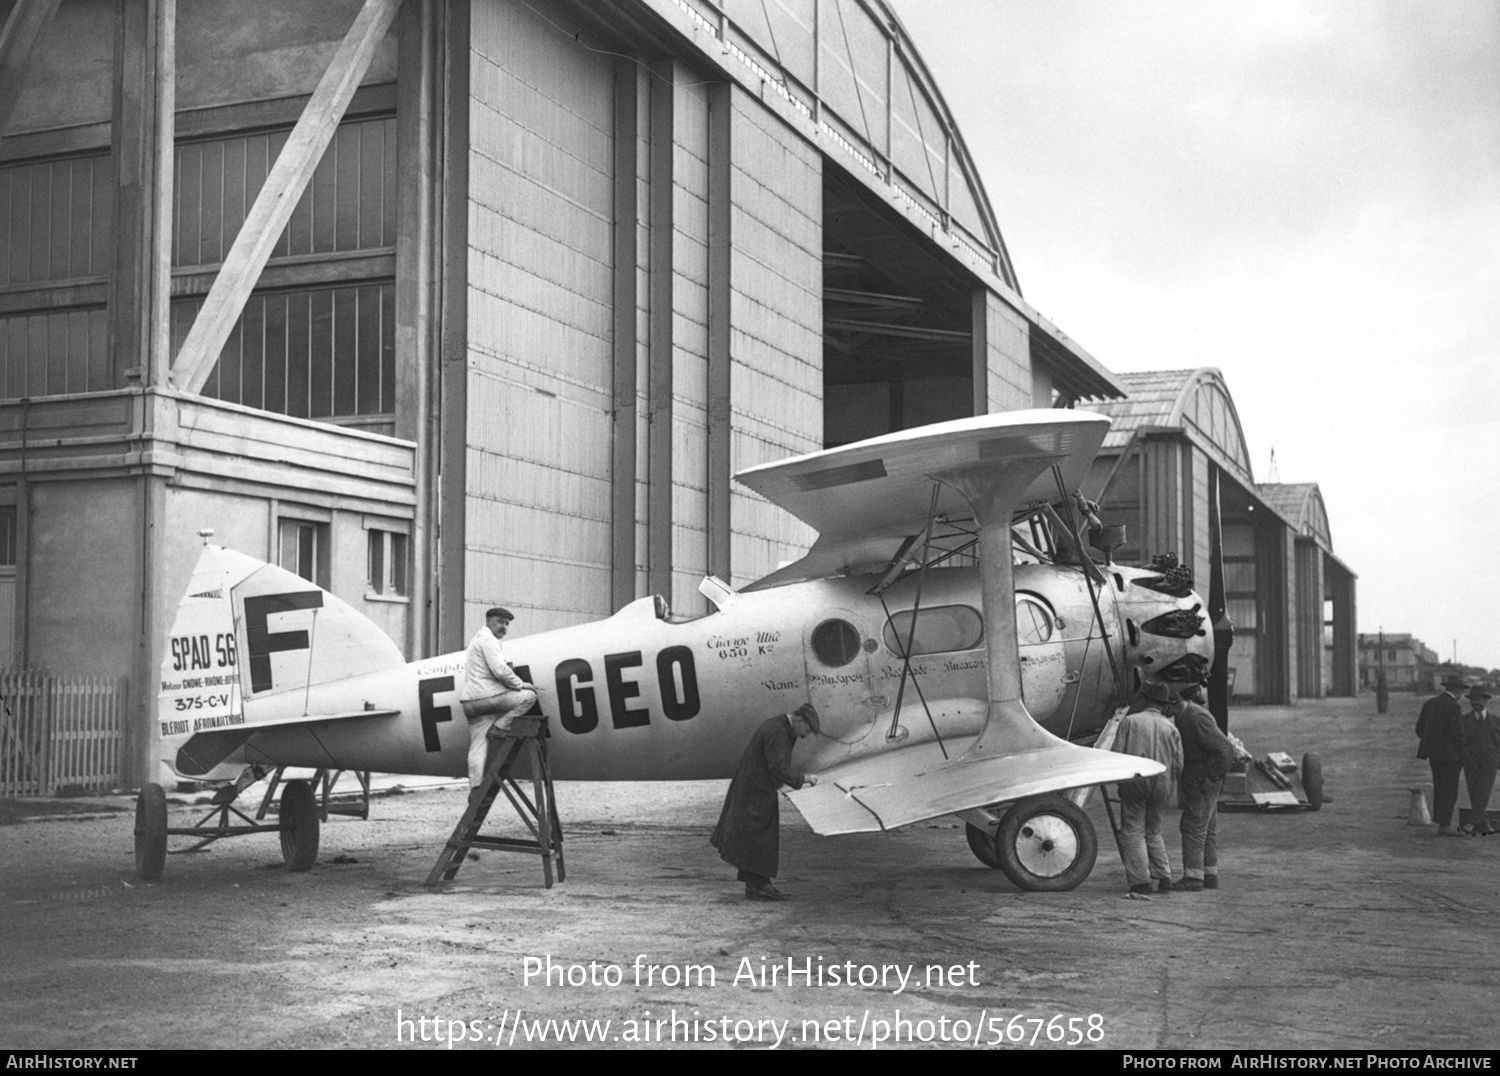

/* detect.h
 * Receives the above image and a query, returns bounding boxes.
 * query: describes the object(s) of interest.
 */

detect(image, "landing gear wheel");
[134,783,167,881]
[1301,753,1324,811]
[995,793,1097,892]
[965,822,1002,869]
[279,779,320,871]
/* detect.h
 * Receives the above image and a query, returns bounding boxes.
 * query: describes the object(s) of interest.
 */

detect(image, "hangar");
[1084,368,1357,704]
[0,0,1129,789]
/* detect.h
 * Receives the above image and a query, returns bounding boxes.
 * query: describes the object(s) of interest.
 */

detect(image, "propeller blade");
[1207,467,1234,732]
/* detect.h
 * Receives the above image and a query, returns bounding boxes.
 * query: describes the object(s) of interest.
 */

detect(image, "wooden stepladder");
[425,715,564,888]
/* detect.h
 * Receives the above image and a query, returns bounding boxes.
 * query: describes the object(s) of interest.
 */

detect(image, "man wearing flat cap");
[459,607,537,789]
[1417,673,1469,835]
[1460,685,1500,836]
[712,703,821,901]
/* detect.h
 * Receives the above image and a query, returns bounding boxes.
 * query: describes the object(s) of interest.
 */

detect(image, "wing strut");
[880,484,949,757]
[938,452,1080,761]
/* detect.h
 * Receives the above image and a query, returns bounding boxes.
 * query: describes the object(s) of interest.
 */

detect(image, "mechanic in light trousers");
[460,607,537,789]
[1108,679,1184,897]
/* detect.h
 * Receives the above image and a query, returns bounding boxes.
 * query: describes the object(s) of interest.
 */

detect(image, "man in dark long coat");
[1417,674,1468,836]
[711,702,821,901]
[1460,685,1500,836]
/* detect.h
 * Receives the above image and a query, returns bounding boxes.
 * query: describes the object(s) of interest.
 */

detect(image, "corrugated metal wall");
[1296,539,1325,697]
[466,1,615,633]
[1141,440,1182,564]
[981,293,1031,413]
[1189,450,1212,587]
[726,91,821,587]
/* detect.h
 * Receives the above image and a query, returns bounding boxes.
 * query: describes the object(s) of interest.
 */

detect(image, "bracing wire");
[882,484,948,758]
[1052,465,1126,707]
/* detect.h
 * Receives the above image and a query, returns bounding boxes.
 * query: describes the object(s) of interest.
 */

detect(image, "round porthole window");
[811,618,861,667]
[1016,595,1055,645]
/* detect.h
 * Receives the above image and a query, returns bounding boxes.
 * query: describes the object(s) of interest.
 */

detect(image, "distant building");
[1358,634,1439,693]
[1084,369,1358,703]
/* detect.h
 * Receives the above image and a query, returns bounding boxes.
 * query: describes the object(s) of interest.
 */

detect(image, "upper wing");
[787,737,1162,835]
[734,410,1109,587]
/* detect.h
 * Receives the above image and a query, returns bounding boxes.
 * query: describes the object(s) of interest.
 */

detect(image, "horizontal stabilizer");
[174,708,399,777]
[787,740,1164,835]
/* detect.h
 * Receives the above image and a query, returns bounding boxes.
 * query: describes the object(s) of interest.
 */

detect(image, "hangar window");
[0,505,15,567]
[0,153,114,399]
[811,618,862,667]
[366,528,409,599]
[884,605,984,657]
[169,115,398,433]
[279,517,330,589]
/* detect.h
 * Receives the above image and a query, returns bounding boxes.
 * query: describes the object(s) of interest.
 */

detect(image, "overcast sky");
[896,0,1500,672]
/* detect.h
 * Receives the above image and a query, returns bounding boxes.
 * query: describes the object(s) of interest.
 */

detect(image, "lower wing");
[786,738,1163,835]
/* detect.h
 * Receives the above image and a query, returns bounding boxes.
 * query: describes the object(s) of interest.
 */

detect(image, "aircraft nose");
[1117,573,1213,692]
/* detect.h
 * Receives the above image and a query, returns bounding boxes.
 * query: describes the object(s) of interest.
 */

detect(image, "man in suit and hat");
[1109,679,1184,897]
[1417,673,1469,835]
[1460,685,1500,836]
[459,607,537,789]
[711,703,821,901]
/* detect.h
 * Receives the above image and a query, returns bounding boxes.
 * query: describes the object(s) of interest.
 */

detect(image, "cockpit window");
[1012,512,1055,565]
[883,605,984,657]
[1016,594,1055,644]
[811,618,862,667]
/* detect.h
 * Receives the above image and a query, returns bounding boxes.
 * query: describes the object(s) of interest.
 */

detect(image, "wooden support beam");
[705,80,732,596]
[610,58,640,614]
[0,0,63,147]
[436,0,470,653]
[394,0,437,659]
[645,60,675,602]
[169,0,402,394]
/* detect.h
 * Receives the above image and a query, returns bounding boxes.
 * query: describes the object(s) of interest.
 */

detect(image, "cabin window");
[883,604,984,657]
[811,618,862,667]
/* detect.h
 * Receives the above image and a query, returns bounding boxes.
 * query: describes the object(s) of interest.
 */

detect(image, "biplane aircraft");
[138,409,1218,890]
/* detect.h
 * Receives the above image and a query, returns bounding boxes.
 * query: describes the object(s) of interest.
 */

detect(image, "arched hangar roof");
[1091,368,1254,485]
[711,0,1015,287]
[1091,370,1351,570]
[621,0,1124,400]
[1259,482,1333,549]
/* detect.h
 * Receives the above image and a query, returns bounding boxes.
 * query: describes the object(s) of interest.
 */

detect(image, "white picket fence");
[0,670,128,796]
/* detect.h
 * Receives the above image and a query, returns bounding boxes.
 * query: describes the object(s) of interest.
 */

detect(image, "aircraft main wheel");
[279,779,320,872]
[965,821,1002,869]
[1301,753,1324,811]
[995,794,1097,892]
[134,783,168,882]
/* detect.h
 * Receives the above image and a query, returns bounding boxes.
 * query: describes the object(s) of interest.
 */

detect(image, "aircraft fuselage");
[186,561,1208,784]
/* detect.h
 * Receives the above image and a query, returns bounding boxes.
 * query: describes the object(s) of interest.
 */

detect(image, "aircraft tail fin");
[158,545,405,779]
